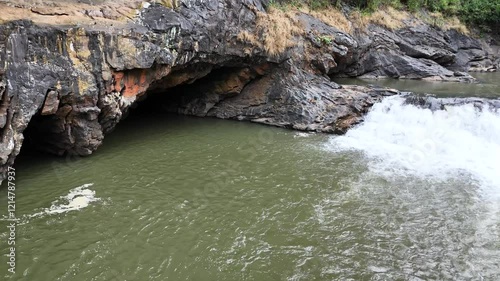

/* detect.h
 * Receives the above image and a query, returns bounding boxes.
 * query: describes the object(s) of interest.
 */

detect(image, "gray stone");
[41,90,60,116]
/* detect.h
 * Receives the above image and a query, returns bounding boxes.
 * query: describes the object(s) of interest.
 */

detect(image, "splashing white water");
[28,183,99,219]
[328,96,500,196]
[294,132,314,138]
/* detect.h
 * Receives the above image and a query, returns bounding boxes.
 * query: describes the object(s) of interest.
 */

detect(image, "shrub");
[461,0,500,24]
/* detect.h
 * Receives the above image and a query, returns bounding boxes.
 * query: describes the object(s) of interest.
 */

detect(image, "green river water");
[1,73,500,280]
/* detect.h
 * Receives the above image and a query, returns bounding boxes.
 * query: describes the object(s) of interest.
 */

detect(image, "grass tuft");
[156,0,179,9]
[300,6,352,33]
[418,12,469,34]
[238,7,304,56]
[361,6,409,30]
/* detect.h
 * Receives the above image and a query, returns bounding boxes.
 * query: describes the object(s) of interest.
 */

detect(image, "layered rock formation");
[404,94,500,111]
[338,20,499,80]
[0,0,498,181]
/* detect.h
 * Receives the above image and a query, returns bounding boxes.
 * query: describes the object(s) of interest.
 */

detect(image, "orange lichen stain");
[112,72,125,93]
[112,69,149,98]
[139,70,147,85]
[108,66,172,98]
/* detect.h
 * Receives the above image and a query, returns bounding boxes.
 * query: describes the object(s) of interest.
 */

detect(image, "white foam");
[28,183,99,219]
[327,96,500,197]
[294,132,314,138]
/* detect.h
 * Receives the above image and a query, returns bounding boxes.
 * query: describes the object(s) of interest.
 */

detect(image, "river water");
[1,73,500,280]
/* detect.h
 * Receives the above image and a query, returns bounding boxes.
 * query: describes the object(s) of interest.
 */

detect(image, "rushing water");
[1,73,500,280]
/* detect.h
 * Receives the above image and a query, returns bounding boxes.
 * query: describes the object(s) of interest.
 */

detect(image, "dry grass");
[237,30,262,48]
[237,6,350,55]
[350,8,469,34]
[238,7,303,56]
[350,7,411,30]
[444,16,469,34]
[156,0,179,9]
[363,7,410,30]
[418,12,469,34]
[300,6,351,33]
[349,10,369,30]
[258,8,304,55]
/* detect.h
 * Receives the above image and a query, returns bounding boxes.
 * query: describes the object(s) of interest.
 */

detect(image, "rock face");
[447,30,500,72]
[156,63,396,133]
[339,24,498,81]
[404,94,500,111]
[0,0,498,181]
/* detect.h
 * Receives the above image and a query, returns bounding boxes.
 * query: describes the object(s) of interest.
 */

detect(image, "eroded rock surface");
[404,95,500,111]
[161,64,396,133]
[340,24,498,81]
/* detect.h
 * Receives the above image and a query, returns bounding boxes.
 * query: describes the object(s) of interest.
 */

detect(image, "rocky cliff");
[0,0,498,181]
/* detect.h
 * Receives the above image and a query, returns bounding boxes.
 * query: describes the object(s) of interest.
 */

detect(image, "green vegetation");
[317,35,334,44]
[459,0,500,25]
[270,0,500,25]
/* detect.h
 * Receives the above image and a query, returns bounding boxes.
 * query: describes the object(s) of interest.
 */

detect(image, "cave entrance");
[16,108,65,170]
[20,104,69,158]
[18,63,273,160]
[127,64,268,118]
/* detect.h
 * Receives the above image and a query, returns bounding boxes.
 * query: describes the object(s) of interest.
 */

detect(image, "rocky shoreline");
[0,0,498,181]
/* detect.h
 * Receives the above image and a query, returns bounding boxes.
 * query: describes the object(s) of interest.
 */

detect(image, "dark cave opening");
[20,112,64,157]
[18,64,268,159]
[127,64,265,118]
[129,67,236,116]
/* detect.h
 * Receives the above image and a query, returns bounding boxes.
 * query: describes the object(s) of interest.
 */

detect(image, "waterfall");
[328,95,500,197]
